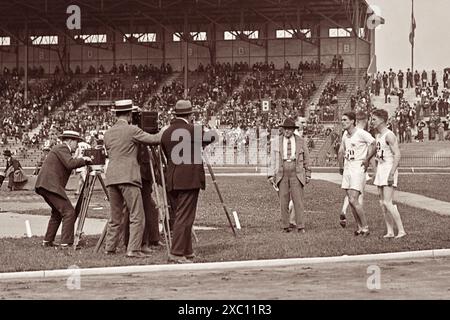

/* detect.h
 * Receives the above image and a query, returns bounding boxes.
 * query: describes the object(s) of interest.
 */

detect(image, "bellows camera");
[83,148,106,165]
[132,111,159,134]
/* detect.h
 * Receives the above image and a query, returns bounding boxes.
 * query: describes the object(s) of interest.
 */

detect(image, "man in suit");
[161,100,216,263]
[123,106,162,251]
[104,99,162,258]
[406,68,413,88]
[1,150,22,191]
[268,118,311,233]
[35,131,92,248]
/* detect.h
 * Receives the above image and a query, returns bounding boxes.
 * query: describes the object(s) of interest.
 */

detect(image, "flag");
[409,4,416,45]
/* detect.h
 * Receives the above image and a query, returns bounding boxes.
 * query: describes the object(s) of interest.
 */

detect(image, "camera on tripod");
[83,148,107,172]
[132,109,159,134]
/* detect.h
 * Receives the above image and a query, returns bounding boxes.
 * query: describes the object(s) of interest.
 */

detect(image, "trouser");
[278,161,305,229]
[169,189,199,256]
[36,188,76,245]
[123,179,160,246]
[106,184,145,252]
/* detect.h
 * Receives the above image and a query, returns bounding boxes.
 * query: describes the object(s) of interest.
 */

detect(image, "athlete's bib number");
[345,149,355,161]
[376,142,384,161]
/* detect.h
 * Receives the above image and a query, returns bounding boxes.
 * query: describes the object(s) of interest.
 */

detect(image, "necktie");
[287,138,292,159]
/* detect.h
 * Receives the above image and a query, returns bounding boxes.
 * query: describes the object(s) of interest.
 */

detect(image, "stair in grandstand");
[308,72,335,109]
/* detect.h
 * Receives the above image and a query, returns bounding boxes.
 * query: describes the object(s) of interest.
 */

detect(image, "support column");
[24,21,28,104]
[183,12,189,99]
[354,0,360,88]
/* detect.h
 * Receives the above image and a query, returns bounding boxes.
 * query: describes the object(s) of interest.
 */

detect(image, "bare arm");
[363,140,377,172]
[337,138,345,173]
[386,131,401,174]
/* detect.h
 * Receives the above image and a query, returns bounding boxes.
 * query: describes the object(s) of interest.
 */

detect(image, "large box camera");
[132,111,159,134]
[83,148,106,166]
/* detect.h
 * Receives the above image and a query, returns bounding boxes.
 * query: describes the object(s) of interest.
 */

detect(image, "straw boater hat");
[111,99,134,112]
[174,100,193,115]
[58,130,84,141]
[279,118,299,129]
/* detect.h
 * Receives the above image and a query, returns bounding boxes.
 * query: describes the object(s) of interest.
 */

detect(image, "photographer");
[35,131,92,248]
[122,106,163,252]
[103,100,162,259]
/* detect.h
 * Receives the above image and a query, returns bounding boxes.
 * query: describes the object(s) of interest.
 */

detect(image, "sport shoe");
[360,229,370,237]
[339,214,347,228]
[282,227,292,233]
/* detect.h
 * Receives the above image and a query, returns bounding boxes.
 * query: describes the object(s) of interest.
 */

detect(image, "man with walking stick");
[161,100,217,263]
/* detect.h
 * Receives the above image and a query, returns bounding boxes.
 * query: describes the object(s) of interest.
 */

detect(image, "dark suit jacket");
[104,119,161,187]
[161,118,215,191]
[35,143,87,200]
[268,135,312,187]
[4,157,22,177]
[138,143,151,181]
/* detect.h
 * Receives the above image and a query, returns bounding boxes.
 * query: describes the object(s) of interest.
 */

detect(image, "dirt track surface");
[1,257,449,300]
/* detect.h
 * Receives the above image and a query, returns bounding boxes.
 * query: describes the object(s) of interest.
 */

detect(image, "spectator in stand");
[1,150,23,190]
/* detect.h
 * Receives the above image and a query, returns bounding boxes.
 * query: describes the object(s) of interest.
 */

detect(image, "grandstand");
[5,0,437,170]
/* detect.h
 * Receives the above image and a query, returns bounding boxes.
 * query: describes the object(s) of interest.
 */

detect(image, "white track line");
[1,248,449,280]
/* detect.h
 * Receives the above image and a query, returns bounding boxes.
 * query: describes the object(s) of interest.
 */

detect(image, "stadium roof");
[0,0,372,32]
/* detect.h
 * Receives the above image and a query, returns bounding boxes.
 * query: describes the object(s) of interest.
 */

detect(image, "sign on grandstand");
[261,99,270,112]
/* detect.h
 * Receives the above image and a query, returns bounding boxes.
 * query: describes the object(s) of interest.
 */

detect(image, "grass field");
[398,174,450,202]
[1,177,449,273]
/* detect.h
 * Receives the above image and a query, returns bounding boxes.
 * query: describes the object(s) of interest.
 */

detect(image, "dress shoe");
[168,253,193,264]
[297,228,306,234]
[126,251,151,258]
[282,227,292,233]
[185,253,196,260]
[141,246,154,254]
[104,250,116,255]
[42,240,59,247]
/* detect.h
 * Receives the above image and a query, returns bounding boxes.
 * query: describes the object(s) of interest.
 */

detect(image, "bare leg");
[347,189,368,233]
[377,187,394,237]
[382,187,406,238]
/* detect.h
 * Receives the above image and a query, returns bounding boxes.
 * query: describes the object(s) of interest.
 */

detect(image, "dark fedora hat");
[58,130,84,141]
[3,149,12,157]
[111,99,134,112]
[279,118,299,129]
[174,100,193,115]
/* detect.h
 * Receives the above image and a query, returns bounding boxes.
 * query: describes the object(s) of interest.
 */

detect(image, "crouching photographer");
[35,130,93,248]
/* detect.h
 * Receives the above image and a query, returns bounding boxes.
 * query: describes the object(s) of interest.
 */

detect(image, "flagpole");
[411,0,414,74]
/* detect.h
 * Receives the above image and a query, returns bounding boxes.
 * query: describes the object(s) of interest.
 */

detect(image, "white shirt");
[375,129,394,164]
[342,128,375,163]
[283,135,296,160]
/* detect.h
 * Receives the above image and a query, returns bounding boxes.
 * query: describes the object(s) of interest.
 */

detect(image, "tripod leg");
[97,174,110,201]
[74,173,97,249]
[94,222,108,253]
[157,146,173,248]
[203,153,237,237]
[93,173,112,252]
[74,174,91,249]
[149,147,171,256]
